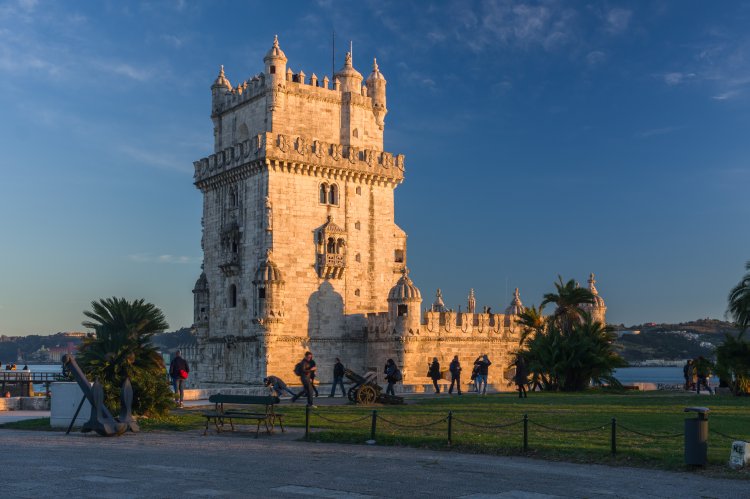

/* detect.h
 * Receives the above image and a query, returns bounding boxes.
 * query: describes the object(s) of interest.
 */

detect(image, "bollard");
[611,417,617,456]
[447,411,453,447]
[370,410,378,441]
[684,407,709,466]
[305,405,311,440]
[523,414,528,452]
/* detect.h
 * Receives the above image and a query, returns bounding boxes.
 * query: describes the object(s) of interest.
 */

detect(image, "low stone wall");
[0,397,50,411]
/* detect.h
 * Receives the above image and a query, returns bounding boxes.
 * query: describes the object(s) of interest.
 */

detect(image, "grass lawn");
[3,391,748,476]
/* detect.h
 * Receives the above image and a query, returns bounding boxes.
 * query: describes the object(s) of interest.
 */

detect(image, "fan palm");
[728,261,750,337]
[540,276,595,334]
[78,297,173,416]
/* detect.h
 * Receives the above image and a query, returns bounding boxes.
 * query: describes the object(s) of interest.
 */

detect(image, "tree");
[541,276,595,334]
[519,277,625,391]
[728,261,750,337]
[77,297,174,416]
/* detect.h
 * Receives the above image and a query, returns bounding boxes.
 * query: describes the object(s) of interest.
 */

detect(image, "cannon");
[344,368,403,405]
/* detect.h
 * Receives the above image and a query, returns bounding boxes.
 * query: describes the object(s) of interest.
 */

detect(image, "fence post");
[305,404,311,440]
[523,414,528,452]
[447,411,453,447]
[611,417,617,456]
[370,410,378,441]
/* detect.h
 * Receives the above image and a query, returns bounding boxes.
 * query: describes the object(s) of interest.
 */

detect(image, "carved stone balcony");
[317,253,345,279]
[219,254,241,276]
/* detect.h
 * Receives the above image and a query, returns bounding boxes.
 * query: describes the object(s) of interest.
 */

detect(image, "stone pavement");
[1,428,748,498]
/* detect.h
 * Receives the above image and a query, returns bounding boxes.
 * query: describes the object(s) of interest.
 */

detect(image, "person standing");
[448,355,462,395]
[695,356,714,395]
[169,350,190,407]
[475,354,491,395]
[264,375,296,398]
[329,358,346,397]
[309,358,320,397]
[428,357,441,394]
[514,355,528,399]
[683,359,693,391]
[292,351,317,407]
[384,358,400,396]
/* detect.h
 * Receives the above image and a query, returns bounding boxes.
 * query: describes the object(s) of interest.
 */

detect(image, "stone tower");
[190,37,407,386]
[582,273,607,325]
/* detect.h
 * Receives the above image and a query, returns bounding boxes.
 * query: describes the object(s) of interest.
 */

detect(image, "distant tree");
[77,297,173,416]
[715,335,750,395]
[727,261,750,337]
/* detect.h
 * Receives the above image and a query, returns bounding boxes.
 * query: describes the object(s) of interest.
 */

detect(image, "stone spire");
[504,287,524,315]
[588,273,598,295]
[583,273,607,324]
[212,65,231,90]
[334,51,363,93]
[431,288,446,312]
[467,288,476,314]
[366,57,388,130]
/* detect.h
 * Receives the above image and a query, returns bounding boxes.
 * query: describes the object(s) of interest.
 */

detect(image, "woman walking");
[428,357,441,394]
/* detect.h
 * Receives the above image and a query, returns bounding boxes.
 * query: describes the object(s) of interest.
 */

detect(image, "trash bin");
[684,407,709,466]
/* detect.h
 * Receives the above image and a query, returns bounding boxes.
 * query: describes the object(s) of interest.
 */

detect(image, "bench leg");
[204,417,209,436]
[277,416,285,433]
[255,420,261,438]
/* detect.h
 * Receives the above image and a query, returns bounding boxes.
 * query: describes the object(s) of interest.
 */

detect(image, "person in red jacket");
[169,350,190,407]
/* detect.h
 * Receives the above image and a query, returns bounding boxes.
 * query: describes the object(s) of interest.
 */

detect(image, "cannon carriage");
[343,368,403,405]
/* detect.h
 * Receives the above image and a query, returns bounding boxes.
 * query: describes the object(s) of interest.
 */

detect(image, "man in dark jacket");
[292,351,317,407]
[169,350,190,407]
[514,355,528,399]
[428,357,441,394]
[448,355,462,395]
[264,375,296,398]
[475,354,491,395]
[329,358,346,397]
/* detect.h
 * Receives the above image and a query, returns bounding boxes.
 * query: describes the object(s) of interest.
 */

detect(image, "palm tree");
[517,304,546,346]
[728,261,750,337]
[78,297,173,416]
[540,276,595,334]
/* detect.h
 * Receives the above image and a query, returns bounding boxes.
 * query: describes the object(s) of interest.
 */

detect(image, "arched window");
[229,186,238,208]
[229,284,237,308]
[336,238,345,254]
[319,183,329,204]
[328,184,338,205]
[355,253,361,262]
[354,221,361,230]
[270,65,276,74]
[354,289,360,297]
[356,186,362,195]
[394,249,404,263]
[326,237,336,254]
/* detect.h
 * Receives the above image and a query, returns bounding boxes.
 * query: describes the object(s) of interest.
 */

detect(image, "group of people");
[426,354,493,395]
[1,363,27,371]
[683,356,714,395]
[264,353,348,408]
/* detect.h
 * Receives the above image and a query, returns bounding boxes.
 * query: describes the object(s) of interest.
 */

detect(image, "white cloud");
[586,50,606,66]
[128,253,197,264]
[604,8,631,35]
[712,89,741,100]
[662,72,695,86]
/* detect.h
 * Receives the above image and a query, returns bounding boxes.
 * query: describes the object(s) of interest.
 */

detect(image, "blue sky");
[1,0,748,335]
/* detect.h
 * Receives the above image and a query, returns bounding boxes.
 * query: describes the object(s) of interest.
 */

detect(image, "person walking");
[329,358,347,397]
[514,355,528,399]
[264,375,297,398]
[428,357,441,394]
[309,357,320,398]
[475,354,491,395]
[384,358,401,396]
[683,359,694,391]
[168,350,190,407]
[695,356,714,395]
[448,355,462,395]
[291,351,317,407]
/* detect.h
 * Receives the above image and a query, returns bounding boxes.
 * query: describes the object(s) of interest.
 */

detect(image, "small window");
[356,186,362,195]
[229,284,237,308]
[329,184,338,205]
[336,238,345,254]
[319,183,329,204]
[354,289,360,297]
[327,237,336,254]
[394,249,404,263]
[355,253,361,262]
[355,221,361,230]
[258,287,266,299]
[353,128,359,138]
[397,304,408,317]
[270,65,276,74]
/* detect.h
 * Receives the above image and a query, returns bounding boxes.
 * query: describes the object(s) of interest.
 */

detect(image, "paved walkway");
[0,428,747,498]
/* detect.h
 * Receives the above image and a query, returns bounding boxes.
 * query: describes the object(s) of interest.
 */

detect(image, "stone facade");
[185,37,606,391]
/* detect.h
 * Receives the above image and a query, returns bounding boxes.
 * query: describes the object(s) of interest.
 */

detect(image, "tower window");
[397,304,408,317]
[229,284,237,308]
[354,289,360,297]
[355,221,361,230]
[394,249,404,263]
[319,182,339,206]
[356,186,362,195]
[328,184,338,205]
[270,65,276,74]
[258,287,266,299]
[319,183,329,204]
[355,253,361,262]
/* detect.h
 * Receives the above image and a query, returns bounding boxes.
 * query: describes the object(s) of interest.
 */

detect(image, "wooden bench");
[203,394,284,438]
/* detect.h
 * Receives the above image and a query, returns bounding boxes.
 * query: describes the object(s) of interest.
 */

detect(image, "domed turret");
[388,268,422,332]
[192,271,209,327]
[505,287,524,315]
[334,52,363,94]
[212,65,231,90]
[263,35,287,83]
[582,273,607,324]
[253,250,285,323]
[431,288,446,312]
[365,58,387,130]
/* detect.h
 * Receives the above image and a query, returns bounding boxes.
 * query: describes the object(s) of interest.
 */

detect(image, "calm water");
[613,367,683,385]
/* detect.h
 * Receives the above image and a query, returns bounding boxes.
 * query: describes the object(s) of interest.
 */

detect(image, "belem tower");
[185,37,607,391]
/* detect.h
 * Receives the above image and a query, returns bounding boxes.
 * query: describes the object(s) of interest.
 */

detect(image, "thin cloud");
[604,8,631,35]
[712,89,741,100]
[635,125,684,139]
[662,72,696,86]
[128,253,198,264]
[586,50,606,66]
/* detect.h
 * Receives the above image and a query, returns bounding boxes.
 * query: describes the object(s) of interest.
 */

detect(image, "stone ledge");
[0,397,50,411]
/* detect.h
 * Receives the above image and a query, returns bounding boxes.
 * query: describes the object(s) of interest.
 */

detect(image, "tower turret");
[365,58,387,130]
[263,35,287,86]
[211,65,231,108]
[467,288,476,314]
[582,273,607,325]
[388,268,422,333]
[253,250,285,324]
[334,52,363,94]
[431,288,446,312]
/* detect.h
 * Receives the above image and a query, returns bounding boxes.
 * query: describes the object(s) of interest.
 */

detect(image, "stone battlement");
[193,131,405,185]
[366,310,521,339]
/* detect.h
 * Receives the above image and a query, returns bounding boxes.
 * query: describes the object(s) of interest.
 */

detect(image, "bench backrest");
[208,394,280,405]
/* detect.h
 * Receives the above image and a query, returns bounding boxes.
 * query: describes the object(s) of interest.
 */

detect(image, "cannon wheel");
[347,386,358,403]
[356,385,377,405]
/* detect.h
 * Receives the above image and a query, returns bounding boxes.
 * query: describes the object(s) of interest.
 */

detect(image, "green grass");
[0,418,53,430]
[273,391,750,476]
